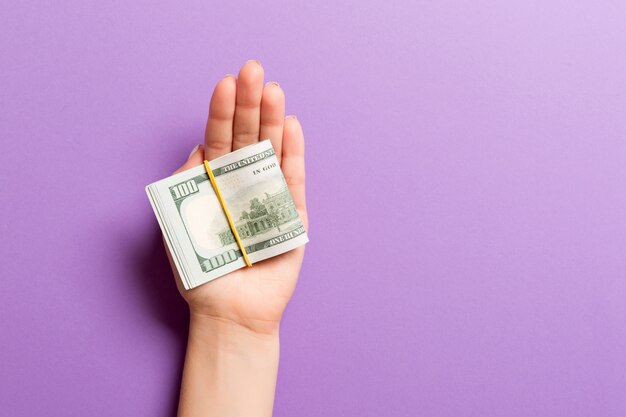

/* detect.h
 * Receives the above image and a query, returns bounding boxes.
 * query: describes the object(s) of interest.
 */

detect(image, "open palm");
[166,60,308,335]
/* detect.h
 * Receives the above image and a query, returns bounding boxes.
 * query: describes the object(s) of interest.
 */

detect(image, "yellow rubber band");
[204,160,252,267]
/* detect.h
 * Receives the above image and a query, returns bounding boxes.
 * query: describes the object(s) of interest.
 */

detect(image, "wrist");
[179,314,280,417]
[188,313,280,353]
[187,301,283,336]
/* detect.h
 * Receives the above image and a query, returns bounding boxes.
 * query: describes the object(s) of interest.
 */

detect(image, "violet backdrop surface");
[1,1,625,416]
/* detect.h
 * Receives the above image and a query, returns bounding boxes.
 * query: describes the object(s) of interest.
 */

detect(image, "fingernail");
[188,144,200,159]
[246,59,262,67]
[266,81,280,88]
[286,115,297,120]
[223,73,236,79]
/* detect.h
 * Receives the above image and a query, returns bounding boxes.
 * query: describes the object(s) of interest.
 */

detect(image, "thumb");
[173,144,205,174]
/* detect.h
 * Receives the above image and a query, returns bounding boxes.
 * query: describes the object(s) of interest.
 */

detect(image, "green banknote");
[146,140,308,289]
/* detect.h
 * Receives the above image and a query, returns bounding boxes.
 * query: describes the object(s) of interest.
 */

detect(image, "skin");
[166,60,308,417]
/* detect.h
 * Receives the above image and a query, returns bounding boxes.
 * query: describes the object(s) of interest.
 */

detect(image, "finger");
[232,60,264,150]
[259,81,285,162]
[173,144,204,174]
[281,116,307,229]
[204,75,236,160]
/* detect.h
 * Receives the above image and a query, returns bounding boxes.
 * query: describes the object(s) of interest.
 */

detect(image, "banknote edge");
[145,184,194,289]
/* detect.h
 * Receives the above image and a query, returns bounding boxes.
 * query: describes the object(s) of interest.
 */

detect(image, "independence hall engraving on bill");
[218,185,299,246]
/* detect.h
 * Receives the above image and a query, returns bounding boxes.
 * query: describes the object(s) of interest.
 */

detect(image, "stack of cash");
[146,140,309,289]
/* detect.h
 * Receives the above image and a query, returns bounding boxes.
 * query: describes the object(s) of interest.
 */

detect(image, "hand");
[166,60,308,336]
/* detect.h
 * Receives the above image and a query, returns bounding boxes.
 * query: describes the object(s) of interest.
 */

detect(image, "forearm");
[177,314,280,417]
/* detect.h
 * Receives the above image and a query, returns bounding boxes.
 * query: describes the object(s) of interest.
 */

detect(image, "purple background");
[1,1,625,416]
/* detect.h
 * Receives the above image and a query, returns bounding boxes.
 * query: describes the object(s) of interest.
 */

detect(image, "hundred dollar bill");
[146,140,308,289]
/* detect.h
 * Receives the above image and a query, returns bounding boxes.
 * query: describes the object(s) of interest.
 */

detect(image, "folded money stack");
[146,140,309,289]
